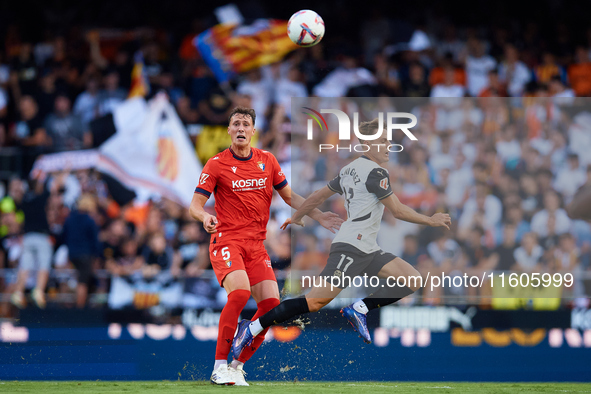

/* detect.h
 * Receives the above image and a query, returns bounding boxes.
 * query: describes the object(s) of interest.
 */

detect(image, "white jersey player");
[232,118,451,354]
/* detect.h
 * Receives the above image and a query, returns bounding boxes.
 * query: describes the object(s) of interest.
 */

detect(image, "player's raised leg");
[233,280,342,358]
[342,257,420,343]
[211,269,251,385]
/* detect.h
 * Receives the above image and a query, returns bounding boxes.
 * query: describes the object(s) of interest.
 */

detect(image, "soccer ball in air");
[287,10,325,47]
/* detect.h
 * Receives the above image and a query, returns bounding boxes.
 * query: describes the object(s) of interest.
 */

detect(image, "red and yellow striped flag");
[195,19,298,83]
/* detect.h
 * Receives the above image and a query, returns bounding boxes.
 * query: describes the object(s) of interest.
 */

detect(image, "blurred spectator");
[13,96,48,148]
[427,230,462,272]
[171,222,206,277]
[504,205,531,242]
[11,173,61,309]
[495,125,521,165]
[513,232,544,272]
[436,26,466,63]
[463,227,494,275]
[567,46,591,96]
[535,52,567,85]
[44,94,85,152]
[0,81,8,138]
[465,39,497,97]
[35,69,58,119]
[429,54,466,87]
[267,231,292,273]
[0,178,25,237]
[531,190,572,239]
[400,234,424,267]
[0,52,10,87]
[489,223,518,271]
[62,194,101,308]
[312,54,377,97]
[142,232,173,277]
[73,77,100,129]
[498,44,531,97]
[478,70,507,97]
[554,153,586,203]
[430,66,465,100]
[548,75,575,102]
[101,219,129,262]
[10,42,38,97]
[553,233,579,273]
[373,53,400,96]
[291,233,325,271]
[275,66,307,119]
[237,69,272,130]
[445,152,473,208]
[97,69,126,116]
[143,43,164,84]
[106,237,143,277]
[429,133,454,180]
[458,184,502,234]
[401,62,430,97]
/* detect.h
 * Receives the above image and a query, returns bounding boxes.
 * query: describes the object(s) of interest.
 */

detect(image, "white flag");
[97,94,202,207]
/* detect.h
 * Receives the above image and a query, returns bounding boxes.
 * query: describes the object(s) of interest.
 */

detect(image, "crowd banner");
[31,150,99,175]
[108,274,183,310]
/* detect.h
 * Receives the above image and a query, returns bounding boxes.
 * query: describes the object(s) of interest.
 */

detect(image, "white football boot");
[210,365,235,385]
[230,364,249,386]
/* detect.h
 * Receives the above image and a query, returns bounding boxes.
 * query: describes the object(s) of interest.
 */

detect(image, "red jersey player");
[189,107,342,386]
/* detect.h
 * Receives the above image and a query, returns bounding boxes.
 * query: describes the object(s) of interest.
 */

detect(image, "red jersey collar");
[229,147,253,161]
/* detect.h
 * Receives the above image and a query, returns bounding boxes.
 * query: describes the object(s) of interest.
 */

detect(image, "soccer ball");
[287,10,325,47]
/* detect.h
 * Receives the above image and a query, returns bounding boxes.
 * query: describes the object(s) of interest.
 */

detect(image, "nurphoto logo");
[302,107,418,152]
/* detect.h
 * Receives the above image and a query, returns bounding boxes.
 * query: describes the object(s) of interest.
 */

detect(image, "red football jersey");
[195,147,288,242]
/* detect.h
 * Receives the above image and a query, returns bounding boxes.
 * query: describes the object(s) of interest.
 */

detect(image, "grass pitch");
[0,381,590,393]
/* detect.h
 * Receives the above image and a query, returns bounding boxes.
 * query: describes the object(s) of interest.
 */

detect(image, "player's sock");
[230,360,244,369]
[215,289,251,360]
[352,300,369,314]
[362,285,414,311]
[249,319,264,336]
[214,359,228,370]
[256,297,310,333]
[237,297,280,363]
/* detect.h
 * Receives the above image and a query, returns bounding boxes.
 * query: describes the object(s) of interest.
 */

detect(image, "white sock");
[352,300,369,314]
[231,360,244,369]
[249,319,264,336]
[213,359,227,371]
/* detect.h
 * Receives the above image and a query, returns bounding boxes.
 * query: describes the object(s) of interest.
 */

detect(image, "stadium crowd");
[1,1,591,314]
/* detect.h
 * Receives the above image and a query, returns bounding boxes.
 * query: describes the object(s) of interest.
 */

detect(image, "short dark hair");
[357,118,381,143]
[228,107,256,126]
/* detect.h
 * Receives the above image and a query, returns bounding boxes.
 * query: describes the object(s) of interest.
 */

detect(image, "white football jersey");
[327,156,393,253]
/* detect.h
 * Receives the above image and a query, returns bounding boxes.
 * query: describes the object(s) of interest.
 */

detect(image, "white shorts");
[19,233,53,271]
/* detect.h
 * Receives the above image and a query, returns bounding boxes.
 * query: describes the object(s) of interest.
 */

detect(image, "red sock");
[237,297,280,363]
[215,289,251,360]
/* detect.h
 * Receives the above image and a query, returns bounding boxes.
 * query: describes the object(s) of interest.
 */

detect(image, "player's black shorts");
[319,242,397,289]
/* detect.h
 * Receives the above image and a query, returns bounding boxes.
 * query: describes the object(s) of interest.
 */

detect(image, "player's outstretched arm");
[278,185,343,233]
[189,193,218,234]
[381,192,451,229]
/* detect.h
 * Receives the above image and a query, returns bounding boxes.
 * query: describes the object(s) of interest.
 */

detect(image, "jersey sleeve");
[194,159,218,199]
[327,174,343,194]
[365,168,393,200]
[270,154,288,190]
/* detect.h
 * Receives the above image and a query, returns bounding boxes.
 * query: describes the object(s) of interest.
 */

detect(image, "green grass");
[0,381,590,393]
